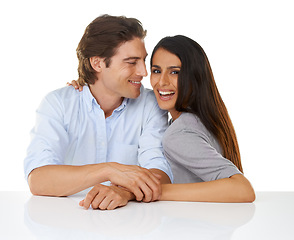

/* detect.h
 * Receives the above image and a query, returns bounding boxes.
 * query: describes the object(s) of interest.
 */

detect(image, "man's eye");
[128,62,137,65]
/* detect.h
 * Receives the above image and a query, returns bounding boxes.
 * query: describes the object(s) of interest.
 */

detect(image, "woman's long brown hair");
[151,35,243,172]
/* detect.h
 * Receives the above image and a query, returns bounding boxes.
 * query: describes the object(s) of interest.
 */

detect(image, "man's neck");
[89,84,124,118]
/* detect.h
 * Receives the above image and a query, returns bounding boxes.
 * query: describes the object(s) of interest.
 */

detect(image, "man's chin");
[125,89,141,99]
[129,93,140,99]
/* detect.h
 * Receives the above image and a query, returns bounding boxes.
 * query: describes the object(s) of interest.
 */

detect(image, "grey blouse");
[163,112,241,184]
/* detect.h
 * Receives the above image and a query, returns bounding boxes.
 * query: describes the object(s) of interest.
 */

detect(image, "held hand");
[66,80,83,92]
[107,163,162,202]
[79,184,131,210]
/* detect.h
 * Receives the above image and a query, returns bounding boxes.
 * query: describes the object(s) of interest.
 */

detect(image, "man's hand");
[107,162,162,202]
[79,184,132,210]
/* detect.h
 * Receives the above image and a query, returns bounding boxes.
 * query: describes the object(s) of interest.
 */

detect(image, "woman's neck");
[170,110,182,121]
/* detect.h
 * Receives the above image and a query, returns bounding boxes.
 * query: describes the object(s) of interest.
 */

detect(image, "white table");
[0,191,293,239]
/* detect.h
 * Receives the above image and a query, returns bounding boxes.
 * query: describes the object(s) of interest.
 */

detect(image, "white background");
[0,0,293,192]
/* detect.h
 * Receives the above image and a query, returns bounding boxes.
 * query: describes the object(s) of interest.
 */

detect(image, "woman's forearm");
[160,174,255,203]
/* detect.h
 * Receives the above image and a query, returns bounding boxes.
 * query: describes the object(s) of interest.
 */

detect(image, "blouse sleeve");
[163,128,241,182]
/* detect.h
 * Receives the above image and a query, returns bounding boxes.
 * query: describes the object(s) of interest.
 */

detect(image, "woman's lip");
[158,90,175,95]
[158,91,175,96]
[157,89,176,101]
[158,94,175,101]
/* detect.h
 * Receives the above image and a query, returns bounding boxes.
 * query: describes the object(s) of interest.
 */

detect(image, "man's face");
[96,37,148,99]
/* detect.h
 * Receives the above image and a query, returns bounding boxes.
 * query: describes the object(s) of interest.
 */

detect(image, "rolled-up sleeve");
[137,92,173,182]
[164,129,241,182]
[24,92,69,180]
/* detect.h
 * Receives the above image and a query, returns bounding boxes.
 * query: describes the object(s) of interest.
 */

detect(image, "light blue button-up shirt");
[24,85,173,182]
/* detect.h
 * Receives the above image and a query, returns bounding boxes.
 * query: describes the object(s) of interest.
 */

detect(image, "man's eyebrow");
[123,57,141,61]
[123,54,148,61]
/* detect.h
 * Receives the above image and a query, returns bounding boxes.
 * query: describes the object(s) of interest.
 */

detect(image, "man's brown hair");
[76,14,147,85]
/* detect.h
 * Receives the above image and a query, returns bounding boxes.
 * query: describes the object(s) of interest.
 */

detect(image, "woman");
[150,35,254,202]
[69,35,255,203]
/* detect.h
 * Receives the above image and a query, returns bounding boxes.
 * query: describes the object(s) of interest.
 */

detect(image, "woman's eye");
[152,69,161,74]
[171,70,179,75]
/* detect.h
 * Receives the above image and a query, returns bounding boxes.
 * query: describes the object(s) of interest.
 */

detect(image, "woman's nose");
[158,73,169,86]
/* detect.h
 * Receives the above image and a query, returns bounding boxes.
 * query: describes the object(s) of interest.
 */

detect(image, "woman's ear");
[89,56,105,72]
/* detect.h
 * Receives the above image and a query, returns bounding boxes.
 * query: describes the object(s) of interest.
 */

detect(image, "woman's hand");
[66,80,83,92]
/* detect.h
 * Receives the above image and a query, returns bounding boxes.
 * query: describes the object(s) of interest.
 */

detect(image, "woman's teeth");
[159,90,175,96]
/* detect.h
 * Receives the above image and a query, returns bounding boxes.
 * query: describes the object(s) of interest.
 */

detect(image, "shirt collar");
[114,98,128,113]
[83,85,97,112]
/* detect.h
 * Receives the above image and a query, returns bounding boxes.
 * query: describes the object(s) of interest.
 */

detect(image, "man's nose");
[137,61,148,77]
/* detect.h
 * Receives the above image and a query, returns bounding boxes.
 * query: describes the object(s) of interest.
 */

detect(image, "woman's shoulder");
[166,112,204,135]
[164,112,220,149]
[164,112,222,154]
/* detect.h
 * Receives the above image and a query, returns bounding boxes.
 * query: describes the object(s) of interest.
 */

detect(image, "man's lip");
[128,80,141,84]
[128,80,142,88]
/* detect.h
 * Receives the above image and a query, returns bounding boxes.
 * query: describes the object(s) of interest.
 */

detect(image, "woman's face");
[151,48,181,120]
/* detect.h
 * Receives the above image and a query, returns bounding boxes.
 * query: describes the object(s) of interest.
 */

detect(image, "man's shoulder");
[39,86,82,113]
[42,86,82,106]
[126,86,166,119]
[140,86,153,95]
[128,86,162,115]
[47,86,81,100]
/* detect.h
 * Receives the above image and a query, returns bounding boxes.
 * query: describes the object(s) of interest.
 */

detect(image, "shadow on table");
[24,192,255,240]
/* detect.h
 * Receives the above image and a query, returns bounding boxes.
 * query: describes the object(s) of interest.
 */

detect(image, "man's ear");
[90,56,105,72]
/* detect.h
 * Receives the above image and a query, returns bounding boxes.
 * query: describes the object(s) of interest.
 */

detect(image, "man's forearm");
[28,163,167,200]
[28,164,110,197]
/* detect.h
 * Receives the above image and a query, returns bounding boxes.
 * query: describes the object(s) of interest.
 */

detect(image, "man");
[24,15,172,210]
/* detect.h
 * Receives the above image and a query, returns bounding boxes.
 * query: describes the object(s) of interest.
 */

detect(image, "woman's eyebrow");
[167,66,181,69]
[151,64,161,68]
[151,65,181,69]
